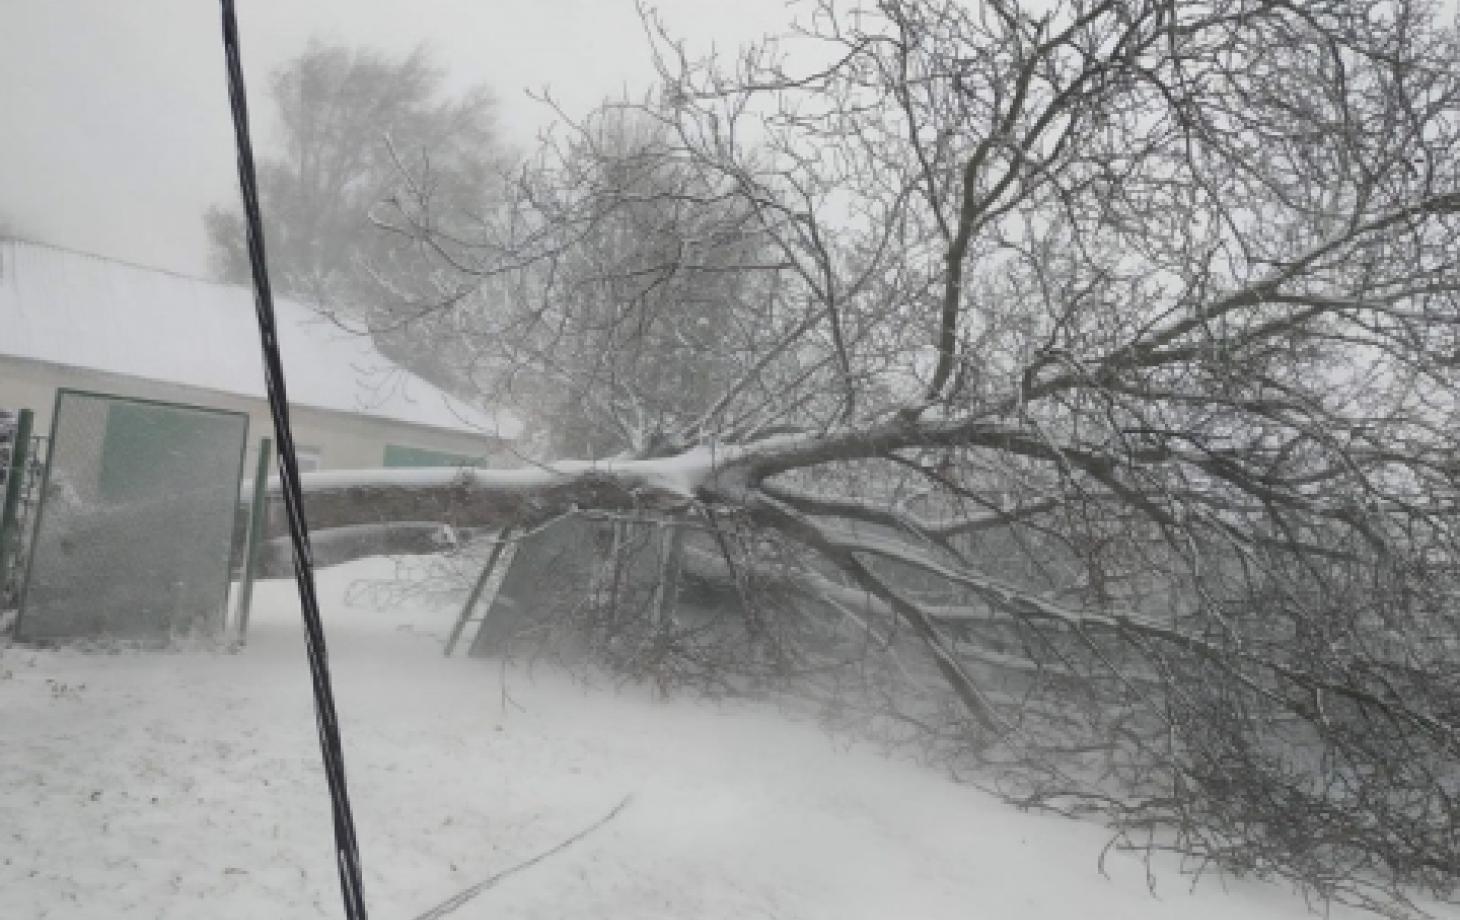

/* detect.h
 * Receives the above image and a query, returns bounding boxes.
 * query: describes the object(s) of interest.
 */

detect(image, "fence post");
[0,409,35,606]
[443,526,515,657]
[234,437,272,644]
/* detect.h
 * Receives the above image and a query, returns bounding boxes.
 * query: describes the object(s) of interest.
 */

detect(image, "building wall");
[0,357,513,474]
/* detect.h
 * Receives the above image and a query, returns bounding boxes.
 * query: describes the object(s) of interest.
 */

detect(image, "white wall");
[0,357,514,475]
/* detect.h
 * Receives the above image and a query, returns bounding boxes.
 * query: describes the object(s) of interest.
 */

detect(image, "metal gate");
[14,390,248,643]
[0,408,47,615]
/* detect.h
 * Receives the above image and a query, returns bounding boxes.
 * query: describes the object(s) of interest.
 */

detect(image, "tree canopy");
[301,1,1460,913]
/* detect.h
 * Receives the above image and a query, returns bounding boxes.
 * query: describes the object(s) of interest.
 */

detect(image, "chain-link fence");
[466,516,608,657]
[14,390,248,643]
[462,515,787,680]
[0,409,48,616]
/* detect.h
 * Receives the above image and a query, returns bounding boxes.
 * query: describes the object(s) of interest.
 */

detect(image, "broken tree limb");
[406,795,633,920]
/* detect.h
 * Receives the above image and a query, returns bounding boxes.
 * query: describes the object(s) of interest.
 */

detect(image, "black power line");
[217,3,369,917]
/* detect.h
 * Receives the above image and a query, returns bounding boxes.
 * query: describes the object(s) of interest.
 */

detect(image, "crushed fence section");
[464,516,755,660]
[14,389,247,643]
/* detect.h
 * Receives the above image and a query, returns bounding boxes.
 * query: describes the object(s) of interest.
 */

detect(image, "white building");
[0,237,518,471]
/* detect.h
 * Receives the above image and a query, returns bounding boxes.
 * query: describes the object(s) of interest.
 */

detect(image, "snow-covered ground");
[0,559,1399,920]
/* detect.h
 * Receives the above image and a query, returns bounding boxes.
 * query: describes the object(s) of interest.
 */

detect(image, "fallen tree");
[292,0,1459,913]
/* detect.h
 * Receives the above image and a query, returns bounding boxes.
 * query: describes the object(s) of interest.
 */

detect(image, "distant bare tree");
[320,1,1460,912]
[204,41,507,391]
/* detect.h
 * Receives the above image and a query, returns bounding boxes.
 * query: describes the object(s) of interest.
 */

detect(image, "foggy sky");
[0,0,792,277]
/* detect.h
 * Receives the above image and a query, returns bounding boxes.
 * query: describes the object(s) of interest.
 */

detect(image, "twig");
[407,795,634,920]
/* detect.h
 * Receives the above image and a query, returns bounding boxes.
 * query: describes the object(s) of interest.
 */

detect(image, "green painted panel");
[382,444,480,468]
[100,402,235,501]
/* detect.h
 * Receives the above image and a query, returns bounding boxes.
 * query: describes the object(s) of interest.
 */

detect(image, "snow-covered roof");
[0,238,518,439]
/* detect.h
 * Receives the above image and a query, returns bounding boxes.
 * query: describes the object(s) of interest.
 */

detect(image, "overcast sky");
[0,0,794,276]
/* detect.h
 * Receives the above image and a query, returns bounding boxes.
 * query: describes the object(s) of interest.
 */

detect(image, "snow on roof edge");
[0,237,520,440]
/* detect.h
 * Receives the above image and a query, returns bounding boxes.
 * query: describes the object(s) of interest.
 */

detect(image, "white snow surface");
[0,558,1401,920]
[0,238,518,439]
